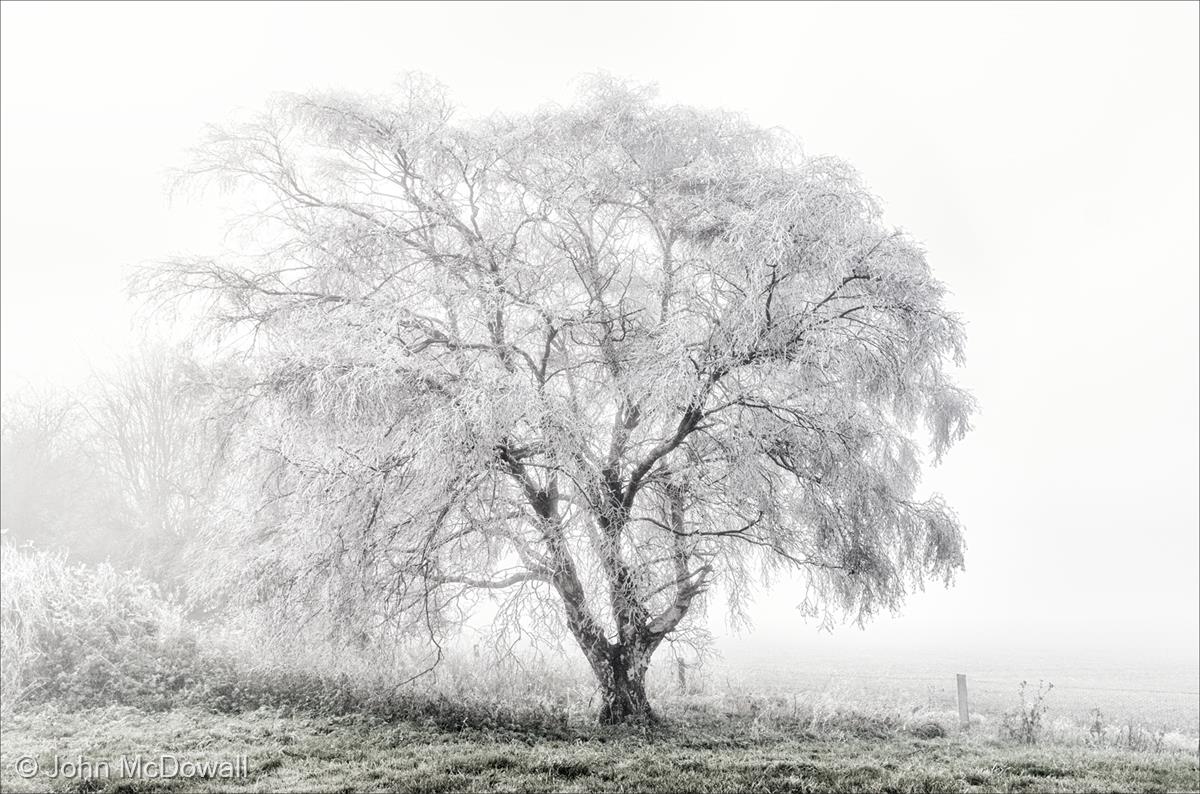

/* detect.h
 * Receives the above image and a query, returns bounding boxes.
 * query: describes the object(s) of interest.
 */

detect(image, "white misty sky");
[2,2,1197,662]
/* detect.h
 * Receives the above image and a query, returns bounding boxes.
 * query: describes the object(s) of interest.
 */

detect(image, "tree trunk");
[586,638,660,725]
[597,652,656,725]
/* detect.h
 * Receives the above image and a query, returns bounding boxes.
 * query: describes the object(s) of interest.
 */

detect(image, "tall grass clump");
[1001,679,1054,745]
[0,542,203,713]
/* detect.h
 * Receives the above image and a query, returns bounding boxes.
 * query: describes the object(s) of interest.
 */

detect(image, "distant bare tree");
[0,392,104,552]
[141,76,973,723]
[83,345,231,585]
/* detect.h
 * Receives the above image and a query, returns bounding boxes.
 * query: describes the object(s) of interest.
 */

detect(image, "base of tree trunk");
[598,679,657,725]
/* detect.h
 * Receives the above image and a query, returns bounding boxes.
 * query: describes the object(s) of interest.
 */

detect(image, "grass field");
[3,547,1196,792]
[703,648,1200,736]
[2,705,1198,793]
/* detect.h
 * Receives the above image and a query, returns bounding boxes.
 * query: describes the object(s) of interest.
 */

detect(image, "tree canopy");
[143,75,974,723]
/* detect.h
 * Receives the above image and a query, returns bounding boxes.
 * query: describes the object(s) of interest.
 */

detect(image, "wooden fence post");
[957,673,970,730]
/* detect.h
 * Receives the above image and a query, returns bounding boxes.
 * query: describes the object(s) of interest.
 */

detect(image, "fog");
[3,0,1197,674]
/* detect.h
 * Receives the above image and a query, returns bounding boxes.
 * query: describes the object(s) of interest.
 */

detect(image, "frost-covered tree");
[0,392,103,553]
[83,344,233,587]
[1,349,232,583]
[142,76,973,724]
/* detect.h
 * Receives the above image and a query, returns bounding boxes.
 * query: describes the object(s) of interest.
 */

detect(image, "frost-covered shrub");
[0,543,206,711]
